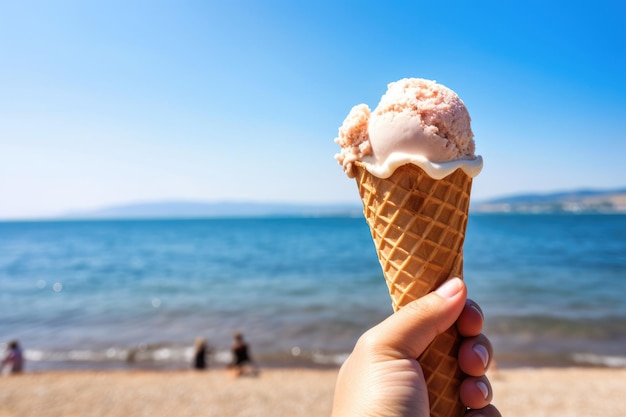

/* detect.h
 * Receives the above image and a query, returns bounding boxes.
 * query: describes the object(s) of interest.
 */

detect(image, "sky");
[1,0,625,219]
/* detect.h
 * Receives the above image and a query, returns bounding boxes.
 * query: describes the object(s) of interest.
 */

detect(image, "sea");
[1,214,625,372]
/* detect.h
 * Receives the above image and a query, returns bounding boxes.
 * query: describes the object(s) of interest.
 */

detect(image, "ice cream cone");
[353,160,473,417]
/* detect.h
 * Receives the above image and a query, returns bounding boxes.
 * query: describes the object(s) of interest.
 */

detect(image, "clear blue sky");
[1,0,625,219]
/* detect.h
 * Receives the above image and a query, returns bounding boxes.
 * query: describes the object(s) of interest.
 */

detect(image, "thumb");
[370,278,467,360]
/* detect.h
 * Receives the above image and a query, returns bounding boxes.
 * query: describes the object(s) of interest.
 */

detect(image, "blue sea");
[1,214,625,371]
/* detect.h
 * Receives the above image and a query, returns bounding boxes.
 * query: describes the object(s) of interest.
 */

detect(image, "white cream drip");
[360,153,483,180]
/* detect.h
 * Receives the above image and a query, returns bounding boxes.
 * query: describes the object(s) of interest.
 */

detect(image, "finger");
[465,404,502,417]
[456,299,484,337]
[367,278,467,359]
[460,375,493,409]
[458,334,493,377]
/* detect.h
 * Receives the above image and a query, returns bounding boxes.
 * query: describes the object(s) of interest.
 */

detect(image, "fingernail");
[476,381,489,399]
[435,278,462,298]
[473,344,489,369]
[469,303,484,320]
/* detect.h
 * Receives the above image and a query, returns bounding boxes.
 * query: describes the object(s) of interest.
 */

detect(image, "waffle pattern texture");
[353,161,473,417]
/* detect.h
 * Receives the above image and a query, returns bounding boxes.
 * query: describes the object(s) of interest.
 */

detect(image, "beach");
[2,216,625,416]
[1,367,625,417]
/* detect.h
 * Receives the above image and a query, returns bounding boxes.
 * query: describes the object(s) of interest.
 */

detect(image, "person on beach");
[331,278,501,417]
[2,340,24,375]
[229,332,257,377]
[192,337,211,370]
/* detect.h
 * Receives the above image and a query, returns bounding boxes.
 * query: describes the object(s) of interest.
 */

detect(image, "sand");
[1,367,625,417]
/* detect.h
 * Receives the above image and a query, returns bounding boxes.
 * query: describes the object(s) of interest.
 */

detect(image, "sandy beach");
[1,367,625,417]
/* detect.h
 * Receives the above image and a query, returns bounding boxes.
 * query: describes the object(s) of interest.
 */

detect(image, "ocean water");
[1,214,625,371]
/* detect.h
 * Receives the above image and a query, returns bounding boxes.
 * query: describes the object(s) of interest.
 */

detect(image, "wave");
[20,344,352,372]
[571,353,626,368]
[20,344,626,372]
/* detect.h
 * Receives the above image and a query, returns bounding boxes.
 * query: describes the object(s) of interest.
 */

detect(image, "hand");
[331,278,501,417]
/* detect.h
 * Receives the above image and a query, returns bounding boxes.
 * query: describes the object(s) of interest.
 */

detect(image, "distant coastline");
[3,187,626,222]
[70,187,626,218]
[472,188,626,214]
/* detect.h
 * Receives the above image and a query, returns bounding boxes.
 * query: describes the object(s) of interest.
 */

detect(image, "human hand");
[331,278,501,417]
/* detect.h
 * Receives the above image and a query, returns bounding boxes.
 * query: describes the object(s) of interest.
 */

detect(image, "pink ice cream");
[334,78,482,180]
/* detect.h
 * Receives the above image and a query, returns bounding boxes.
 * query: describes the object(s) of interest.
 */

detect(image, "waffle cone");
[353,161,473,417]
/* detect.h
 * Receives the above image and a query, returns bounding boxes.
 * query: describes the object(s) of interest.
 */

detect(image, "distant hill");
[473,188,626,214]
[61,188,626,220]
[64,201,363,219]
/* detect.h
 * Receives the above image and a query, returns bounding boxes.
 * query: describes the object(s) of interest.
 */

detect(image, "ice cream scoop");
[334,78,482,417]
[335,77,482,179]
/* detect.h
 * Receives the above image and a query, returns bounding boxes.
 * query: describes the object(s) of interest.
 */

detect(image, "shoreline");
[17,339,626,371]
[1,366,625,417]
